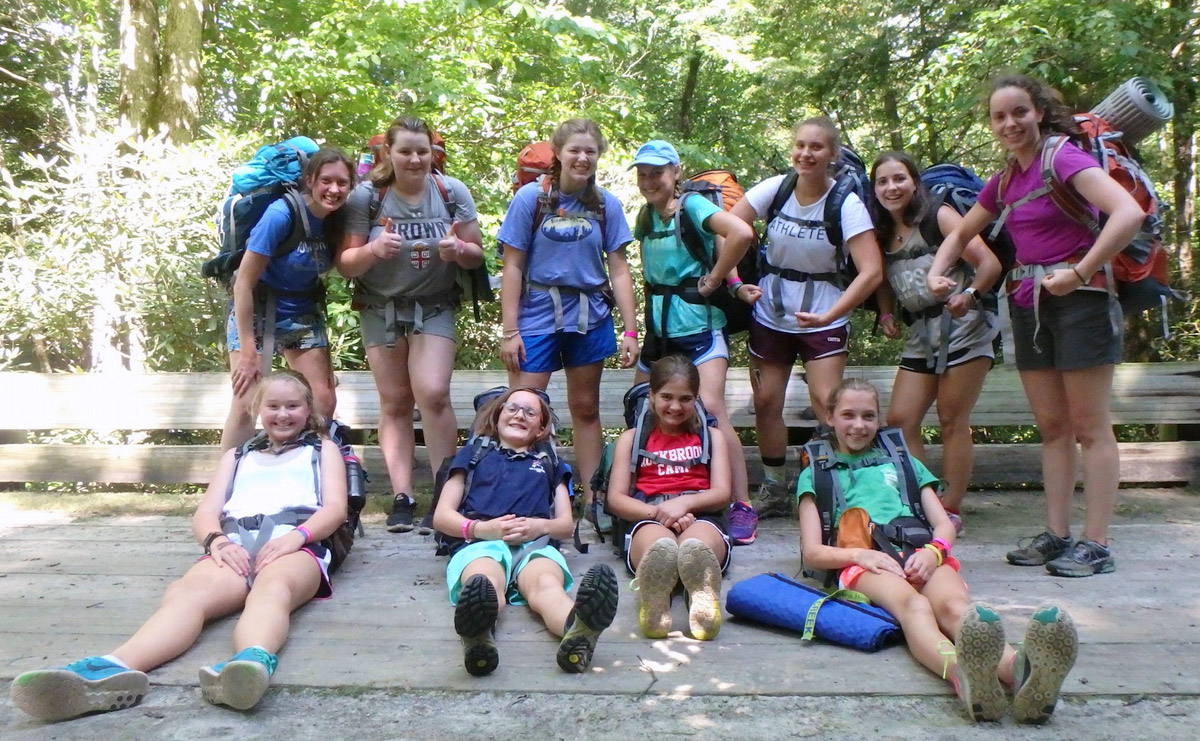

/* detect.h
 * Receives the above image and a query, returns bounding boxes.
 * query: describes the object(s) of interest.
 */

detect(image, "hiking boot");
[9,656,148,722]
[751,478,791,520]
[677,539,722,641]
[955,603,1008,723]
[1011,605,1078,724]
[633,537,679,638]
[585,500,614,535]
[199,646,277,710]
[557,564,619,673]
[386,493,418,533]
[1006,530,1071,566]
[455,574,499,676]
[728,501,758,546]
[1045,540,1115,577]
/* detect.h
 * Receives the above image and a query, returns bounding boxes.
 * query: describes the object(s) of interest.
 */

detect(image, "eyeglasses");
[502,401,540,420]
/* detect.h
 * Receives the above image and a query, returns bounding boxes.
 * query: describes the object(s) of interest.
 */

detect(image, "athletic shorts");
[1009,290,1122,371]
[839,554,961,590]
[899,343,995,375]
[623,517,732,576]
[445,540,573,607]
[521,315,617,374]
[360,300,456,346]
[206,525,333,600]
[225,307,327,354]
[748,321,849,366]
[637,329,728,373]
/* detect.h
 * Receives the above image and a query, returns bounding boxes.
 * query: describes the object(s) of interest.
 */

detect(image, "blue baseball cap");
[630,140,680,168]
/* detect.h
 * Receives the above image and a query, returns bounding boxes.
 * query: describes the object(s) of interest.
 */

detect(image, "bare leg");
[564,361,604,505]
[407,332,460,478]
[801,352,847,423]
[933,357,992,512]
[231,551,323,654]
[886,368,939,463]
[366,340,417,495]
[516,558,573,637]
[220,350,258,452]
[749,359,793,462]
[1061,364,1119,544]
[697,357,749,503]
[283,346,337,423]
[1019,369,1076,538]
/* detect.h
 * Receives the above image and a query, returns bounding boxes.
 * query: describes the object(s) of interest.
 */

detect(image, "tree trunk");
[118,0,160,136]
[679,41,701,140]
[157,0,204,143]
[1168,0,1198,281]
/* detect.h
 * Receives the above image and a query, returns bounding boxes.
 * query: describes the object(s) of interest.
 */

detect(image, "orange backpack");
[513,141,555,194]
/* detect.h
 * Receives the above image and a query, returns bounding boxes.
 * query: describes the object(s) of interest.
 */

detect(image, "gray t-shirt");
[344,175,478,300]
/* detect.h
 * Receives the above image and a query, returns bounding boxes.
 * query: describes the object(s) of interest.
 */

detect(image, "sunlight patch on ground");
[0,499,73,534]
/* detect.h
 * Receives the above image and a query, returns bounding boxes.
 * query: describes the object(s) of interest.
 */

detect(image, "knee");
[752,391,783,417]
[1038,417,1072,444]
[1071,420,1114,449]
[937,410,969,439]
[568,396,599,424]
[378,389,415,417]
[896,591,936,625]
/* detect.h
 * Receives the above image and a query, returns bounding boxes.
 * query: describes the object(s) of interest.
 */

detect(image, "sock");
[100,654,129,669]
[761,463,786,483]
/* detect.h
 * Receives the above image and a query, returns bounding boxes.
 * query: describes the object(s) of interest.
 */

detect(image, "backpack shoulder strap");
[916,190,948,250]
[1039,135,1100,234]
[430,172,459,221]
[823,174,857,249]
[876,427,926,524]
[764,171,798,233]
[673,192,714,272]
[273,188,311,258]
[366,184,384,225]
[803,437,845,546]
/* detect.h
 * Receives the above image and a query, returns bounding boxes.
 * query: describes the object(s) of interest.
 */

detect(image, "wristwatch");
[962,287,979,305]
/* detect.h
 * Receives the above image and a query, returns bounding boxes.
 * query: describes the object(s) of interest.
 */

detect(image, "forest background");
[1,0,1197,383]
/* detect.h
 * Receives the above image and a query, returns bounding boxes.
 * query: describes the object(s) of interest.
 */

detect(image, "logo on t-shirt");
[529,460,546,475]
[410,242,432,270]
[883,466,898,490]
[542,216,593,243]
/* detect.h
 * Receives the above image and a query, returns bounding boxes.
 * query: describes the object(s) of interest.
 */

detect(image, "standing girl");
[730,117,883,519]
[605,355,732,641]
[221,148,354,451]
[10,372,348,720]
[869,152,1002,531]
[630,139,759,544]
[798,379,1078,724]
[927,75,1144,576]
[496,118,639,526]
[337,116,485,533]
[433,387,619,676]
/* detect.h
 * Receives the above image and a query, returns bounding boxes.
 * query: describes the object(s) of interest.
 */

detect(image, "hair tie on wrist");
[296,525,312,544]
[1071,266,1086,284]
[623,330,638,338]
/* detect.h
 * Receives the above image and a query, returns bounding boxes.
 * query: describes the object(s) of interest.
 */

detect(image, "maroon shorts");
[748,321,849,366]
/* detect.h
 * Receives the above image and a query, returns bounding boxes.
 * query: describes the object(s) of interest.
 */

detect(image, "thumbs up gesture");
[438,221,462,263]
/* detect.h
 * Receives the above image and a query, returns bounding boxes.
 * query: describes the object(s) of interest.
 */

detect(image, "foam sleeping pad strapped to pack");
[725,572,902,652]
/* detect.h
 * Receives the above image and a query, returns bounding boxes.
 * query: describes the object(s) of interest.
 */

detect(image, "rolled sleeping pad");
[726,572,903,652]
[1090,77,1174,145]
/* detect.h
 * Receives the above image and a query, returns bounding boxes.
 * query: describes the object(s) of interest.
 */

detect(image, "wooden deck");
[3,487,1198,715]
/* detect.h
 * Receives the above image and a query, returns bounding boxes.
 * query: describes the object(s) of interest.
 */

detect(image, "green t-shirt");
[797,449,940,526]
[635,194,726,337]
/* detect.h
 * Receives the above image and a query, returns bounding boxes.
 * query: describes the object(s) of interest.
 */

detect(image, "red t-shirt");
[635,428,710,497]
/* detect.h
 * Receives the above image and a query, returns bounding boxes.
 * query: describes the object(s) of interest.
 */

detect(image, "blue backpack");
[919,163,1016,294]
[202,136,321,285]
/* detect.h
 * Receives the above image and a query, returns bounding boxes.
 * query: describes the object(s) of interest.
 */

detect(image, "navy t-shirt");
[448,442,572,520]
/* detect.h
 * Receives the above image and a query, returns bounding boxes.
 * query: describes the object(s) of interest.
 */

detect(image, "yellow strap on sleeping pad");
[801,587,873,642]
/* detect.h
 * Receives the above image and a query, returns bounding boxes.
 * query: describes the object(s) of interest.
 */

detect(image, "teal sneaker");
[955,603,1008,722]
[9,656,148,722]
[199,647,278,710]
[557,563,619,673]
[1011,605,1078,724]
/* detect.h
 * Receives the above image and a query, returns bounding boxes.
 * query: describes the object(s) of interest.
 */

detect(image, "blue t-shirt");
[636,194,726,337]
[449,442,572,520]
[244,198,331,317]
[496,182,633,335]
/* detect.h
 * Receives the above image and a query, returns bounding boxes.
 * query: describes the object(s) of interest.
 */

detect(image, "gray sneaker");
[1011,605,1079,724]
[752,479,791,519]
[1045,540,1115,577]
[1006,530,1071,566]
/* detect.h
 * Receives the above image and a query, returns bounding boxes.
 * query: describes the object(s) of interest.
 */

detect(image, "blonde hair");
[251,370,327,437]
[825,378,880,417]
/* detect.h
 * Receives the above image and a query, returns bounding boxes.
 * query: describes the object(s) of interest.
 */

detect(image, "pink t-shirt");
[978,141,1099,305]
[636,428,710,497]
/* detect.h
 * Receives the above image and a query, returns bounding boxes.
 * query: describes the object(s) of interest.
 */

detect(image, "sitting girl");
[432,387,618,676]
[797,378,1078,724]
[10,371,347,721]
[605,355,732,641]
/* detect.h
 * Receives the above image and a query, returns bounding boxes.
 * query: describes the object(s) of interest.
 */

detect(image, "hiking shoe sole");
[956,603,1007,723]
[455,574,500,677]
[199,660,270,710]
[557,564,619,673]
[677,539,723,641]
[1011,605,1078,725]
[9,667,148,722]
[635,538,679,639]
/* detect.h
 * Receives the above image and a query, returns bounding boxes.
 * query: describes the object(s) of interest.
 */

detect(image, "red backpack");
[513,141,554,194]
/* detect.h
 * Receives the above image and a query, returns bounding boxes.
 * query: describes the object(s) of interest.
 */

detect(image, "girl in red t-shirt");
[606,355,732,641]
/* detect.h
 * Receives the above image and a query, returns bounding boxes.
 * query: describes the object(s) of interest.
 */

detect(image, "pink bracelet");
[623,330,638,338]
[461,519,474,541]
[296,526,312,544]
[931,537,952,555]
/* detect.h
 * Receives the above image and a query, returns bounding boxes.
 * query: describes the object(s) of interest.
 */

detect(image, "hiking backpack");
[759,147,879,314]
[428,386,581,556]
[224,427,365,574]
[919,163,1017,295]
[513,141,555,194]
[590,382,717,558]
[364,171,495,322]
[993,113,1184,315]
[203,136,321,285]
[802,427,931,587]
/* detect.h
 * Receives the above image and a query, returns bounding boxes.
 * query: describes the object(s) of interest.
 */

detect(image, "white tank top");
[224,444,322,520]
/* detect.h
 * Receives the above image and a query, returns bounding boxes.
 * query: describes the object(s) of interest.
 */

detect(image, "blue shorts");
[637,329,728,373]
[521,315,617,374]
[446,540,574,606]
[226,306,328,353]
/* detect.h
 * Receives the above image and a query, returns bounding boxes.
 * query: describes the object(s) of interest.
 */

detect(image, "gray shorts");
[359,299,456,347]
[1010,290,1122,371]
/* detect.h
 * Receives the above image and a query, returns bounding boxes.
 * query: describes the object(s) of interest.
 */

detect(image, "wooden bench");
[1,363,1197,490]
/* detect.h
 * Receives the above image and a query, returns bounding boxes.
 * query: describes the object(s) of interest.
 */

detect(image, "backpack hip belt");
[760,262,841,318]
[354,292,452,344]
[525,282,609,333]
[910,308,954,375]
[644,281,715,340]
[997,260,1118,365]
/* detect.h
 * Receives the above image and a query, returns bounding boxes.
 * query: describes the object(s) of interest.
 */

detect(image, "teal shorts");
[445,540,573,606]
